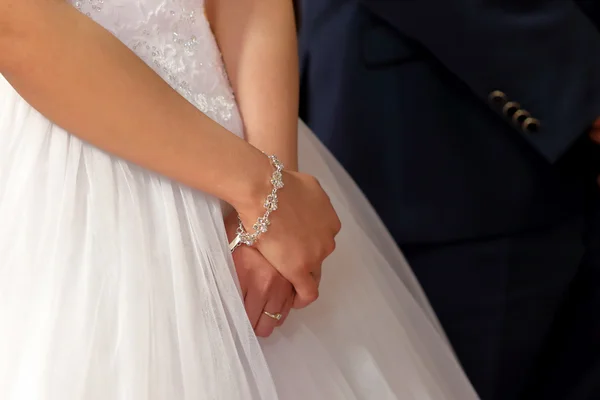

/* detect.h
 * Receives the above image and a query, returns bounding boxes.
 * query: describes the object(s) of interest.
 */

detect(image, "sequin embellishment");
[70,0,236,124]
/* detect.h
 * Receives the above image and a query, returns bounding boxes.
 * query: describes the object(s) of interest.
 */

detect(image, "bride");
[0,0,478,398]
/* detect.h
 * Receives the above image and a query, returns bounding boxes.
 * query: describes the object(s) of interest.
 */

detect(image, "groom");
[298,1,600,399]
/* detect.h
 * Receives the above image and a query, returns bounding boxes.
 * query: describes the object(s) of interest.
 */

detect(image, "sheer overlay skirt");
[0,76,478,399]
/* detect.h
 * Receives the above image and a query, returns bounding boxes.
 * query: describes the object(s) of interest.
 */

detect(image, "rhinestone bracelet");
[229,154,284,252]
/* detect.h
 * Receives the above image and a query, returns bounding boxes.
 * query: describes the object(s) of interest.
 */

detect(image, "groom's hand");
[591,118,600,144]
[224,212,294,337]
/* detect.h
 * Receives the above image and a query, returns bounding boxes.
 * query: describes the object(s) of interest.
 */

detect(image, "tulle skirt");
[0,75,478,399]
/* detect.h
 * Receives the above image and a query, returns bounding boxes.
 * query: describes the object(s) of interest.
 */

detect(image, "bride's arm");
[0,0,339,307]
[206,0,299,170]
[0,0,272,209]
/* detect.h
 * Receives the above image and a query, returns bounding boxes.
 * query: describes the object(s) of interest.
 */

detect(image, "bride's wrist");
[225,150,287,251]
[224,149,273,220]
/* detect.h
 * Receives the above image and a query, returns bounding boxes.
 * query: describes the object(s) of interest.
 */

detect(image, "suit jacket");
[298,0,600,244]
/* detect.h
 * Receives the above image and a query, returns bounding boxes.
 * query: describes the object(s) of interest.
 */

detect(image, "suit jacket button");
[489,90,507,106]
[502,101,520,118]
[522,117,541,133]
[512,109,531,125]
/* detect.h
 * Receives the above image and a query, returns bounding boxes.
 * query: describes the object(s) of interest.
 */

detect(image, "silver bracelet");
[229,154,284,253]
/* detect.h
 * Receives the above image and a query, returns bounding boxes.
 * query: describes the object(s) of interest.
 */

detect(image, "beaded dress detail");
[73,0,239,131]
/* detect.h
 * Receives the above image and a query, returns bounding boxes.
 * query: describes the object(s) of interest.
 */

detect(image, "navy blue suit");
[298,1,600,399]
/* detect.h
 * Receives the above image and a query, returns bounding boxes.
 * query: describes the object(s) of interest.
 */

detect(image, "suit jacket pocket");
[361,18,421,68]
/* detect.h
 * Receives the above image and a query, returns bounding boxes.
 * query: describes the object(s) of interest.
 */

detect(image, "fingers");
[246,272,294,337]
[327,203,342,237]
[233,245,295,335]
[311,269,322,287]
[244,291,265,329]
[277,291,294,327]
[289,257,323,309]
[291,272,319,309]
[255,294,287,337]
[234,248,270,328]
[589,116,600,143]
[591,129,600,144]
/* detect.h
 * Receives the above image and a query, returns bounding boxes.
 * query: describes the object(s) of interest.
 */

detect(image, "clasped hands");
[226,170,341,337]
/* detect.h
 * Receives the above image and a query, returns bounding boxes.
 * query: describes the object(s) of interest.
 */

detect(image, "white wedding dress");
[0,1,478,399]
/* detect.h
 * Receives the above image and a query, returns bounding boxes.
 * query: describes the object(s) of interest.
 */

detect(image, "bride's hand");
[235,169,341,309]
[225,213,294,337]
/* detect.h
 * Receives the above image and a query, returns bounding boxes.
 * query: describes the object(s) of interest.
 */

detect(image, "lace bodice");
[71,0,243,135]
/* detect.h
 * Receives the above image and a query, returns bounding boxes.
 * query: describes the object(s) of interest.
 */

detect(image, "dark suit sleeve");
[360,0,600,162]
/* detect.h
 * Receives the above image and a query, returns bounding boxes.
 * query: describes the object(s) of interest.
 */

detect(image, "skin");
[206,0,300,336]
[0,0,340,335]
[206,0,300,171]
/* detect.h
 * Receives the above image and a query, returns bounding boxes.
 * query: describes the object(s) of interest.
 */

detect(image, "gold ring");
[263,311,283,321]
